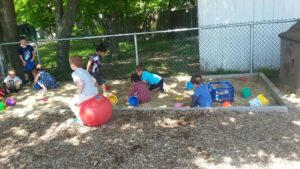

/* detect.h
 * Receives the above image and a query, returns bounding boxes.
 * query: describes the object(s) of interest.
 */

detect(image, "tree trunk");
[0,0,22,77]
[110,10,120,58]
[55,0,79,80]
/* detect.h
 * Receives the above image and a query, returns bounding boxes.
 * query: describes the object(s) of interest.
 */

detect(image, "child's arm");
[31,46,35,62]
[86,60,92,72]
[15,76,23,84]
[76,79,84,94]
[128,85,135,96]
[34,73,40,83]
[92,76,97,84]
[3,77,8,84]
[19,55,26,66]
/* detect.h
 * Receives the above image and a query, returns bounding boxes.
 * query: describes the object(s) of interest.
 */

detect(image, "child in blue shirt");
[190,74,213,108]
[135,65,164,92]
[18,36,37,84]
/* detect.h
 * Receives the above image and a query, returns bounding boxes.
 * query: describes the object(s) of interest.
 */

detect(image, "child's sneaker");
[66,117,84,125]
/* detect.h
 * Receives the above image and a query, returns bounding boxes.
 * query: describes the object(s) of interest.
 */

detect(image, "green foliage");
[14,0,193,37]
[14,0,55,30]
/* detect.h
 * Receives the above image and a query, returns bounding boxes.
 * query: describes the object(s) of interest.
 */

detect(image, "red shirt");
[129,81,151,103]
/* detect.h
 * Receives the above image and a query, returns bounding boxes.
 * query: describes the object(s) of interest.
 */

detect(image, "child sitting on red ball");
[68,55,98,124]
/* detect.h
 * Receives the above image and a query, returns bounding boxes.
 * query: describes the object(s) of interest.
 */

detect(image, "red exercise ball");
[79,95,113,127]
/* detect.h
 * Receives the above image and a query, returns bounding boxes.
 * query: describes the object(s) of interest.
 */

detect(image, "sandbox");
[8,73,288,114]
[110,73,288,113]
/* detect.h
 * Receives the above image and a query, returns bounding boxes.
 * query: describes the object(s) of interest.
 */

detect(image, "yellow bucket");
[107,95,118,105]
[257,94,269,106]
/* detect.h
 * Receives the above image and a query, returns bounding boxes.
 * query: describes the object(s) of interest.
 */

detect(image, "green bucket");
[0,102,5,111]
[241,87,252,99]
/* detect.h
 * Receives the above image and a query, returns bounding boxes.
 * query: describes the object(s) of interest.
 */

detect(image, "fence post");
[250,24,254,73]
[198,28,201,71]
[0,47,5,77]
[35,41,41,64]
[133,34,139,66]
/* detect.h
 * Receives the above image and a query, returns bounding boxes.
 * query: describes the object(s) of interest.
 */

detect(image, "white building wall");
[198,0,300,25]
[198,0,300,71]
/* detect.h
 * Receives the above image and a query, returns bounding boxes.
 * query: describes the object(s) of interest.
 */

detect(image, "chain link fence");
[137,30,199,77]
[199,20,297,73]
[0,19,297,80]
[253,21,296,70]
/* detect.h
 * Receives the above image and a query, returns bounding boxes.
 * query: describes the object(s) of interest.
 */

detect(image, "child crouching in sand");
[129,73,151,104]
[190,74,213,108]
[33,64,57,92]
[69,55,98,124]
[135,65,164,92]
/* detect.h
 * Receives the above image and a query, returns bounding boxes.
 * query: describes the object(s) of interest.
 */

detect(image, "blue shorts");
[24,61,36,73]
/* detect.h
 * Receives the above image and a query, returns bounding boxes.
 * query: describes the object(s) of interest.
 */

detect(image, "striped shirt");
[129,81,151,103]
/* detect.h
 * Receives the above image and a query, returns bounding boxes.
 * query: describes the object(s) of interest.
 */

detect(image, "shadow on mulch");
[0,110,300,168]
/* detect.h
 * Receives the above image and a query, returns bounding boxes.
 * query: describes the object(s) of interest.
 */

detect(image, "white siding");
[198,0,300,25]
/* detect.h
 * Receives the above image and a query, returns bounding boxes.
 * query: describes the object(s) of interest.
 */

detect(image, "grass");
[255,68,279,81]
[38,38,200,80]
[38,39,279,81]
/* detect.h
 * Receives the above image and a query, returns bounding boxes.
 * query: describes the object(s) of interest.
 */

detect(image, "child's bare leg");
[31,69,37,79]
[102,84,107,93]
[16,83,22,90]
[69,96,83,123]
[37,82,47,92]
[24,73,29,81]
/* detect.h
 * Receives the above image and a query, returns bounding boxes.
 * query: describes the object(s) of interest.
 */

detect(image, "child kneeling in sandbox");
[135,65,164,92]
[69,55,98,124]
[129,73,151,104]
[190,74,213,108]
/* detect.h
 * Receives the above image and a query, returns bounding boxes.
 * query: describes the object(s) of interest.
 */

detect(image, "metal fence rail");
[0,19,298,79]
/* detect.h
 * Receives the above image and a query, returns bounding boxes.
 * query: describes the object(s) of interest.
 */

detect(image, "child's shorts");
[72,94,95,106]
[149,79,164,92]
[91,72,106,85]
[24,60,36,73]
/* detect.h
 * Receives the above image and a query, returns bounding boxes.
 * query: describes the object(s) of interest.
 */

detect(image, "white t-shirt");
[4,76,22,84]
[71,68,98,97]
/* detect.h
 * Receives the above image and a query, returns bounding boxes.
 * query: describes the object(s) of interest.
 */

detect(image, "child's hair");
[69,55,83,68]
[191,74,203,85]
[19,36,27,41]
[96,43,107,52]
[135,65,145,72]
[131,73,141,83]
[8,70,16,76]
[36,64,44,72]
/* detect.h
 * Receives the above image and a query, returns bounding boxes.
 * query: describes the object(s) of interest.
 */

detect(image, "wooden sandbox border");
[114,73,289,113]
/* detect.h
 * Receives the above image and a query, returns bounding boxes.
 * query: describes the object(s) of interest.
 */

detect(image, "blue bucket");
[33,83,41,90]
[185,81,194,90]
[128,96,139,106]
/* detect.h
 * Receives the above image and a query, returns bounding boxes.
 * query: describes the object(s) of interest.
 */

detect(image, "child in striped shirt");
[128,73,151,103]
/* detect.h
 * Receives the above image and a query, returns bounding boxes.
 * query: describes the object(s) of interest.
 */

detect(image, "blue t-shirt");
[194,83,213,107]
[141,71,162,85]
[18,45,34,61]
